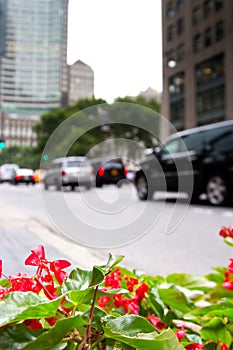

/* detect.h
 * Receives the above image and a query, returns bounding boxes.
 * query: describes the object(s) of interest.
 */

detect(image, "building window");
[177,17,184,35]
[169,72,185,95]
[167,1,175,18]
[196,53,224,85]
[196,86,225,114]
[176,0,184,11]
[170,101,185,130]
[205,27,212,47]
[216,20,224,41]
[215,0,224,11]
[192,6,201,25]
[177,44,185,62]
[193,33,202,52]
[204,0,213,18]
[167,24,175,42]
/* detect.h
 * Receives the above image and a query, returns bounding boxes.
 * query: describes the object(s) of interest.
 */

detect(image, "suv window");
[182,125,232,151]
[160,138,186,156]
[66,161,82,167]
[213,130,233,152]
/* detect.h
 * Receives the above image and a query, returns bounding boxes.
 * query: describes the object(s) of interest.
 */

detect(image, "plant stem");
[78,286,99,350]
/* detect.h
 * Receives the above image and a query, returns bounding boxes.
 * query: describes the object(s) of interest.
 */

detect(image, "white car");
[0,164,19,183]
[11,168,35,185]
[43,157,94,191]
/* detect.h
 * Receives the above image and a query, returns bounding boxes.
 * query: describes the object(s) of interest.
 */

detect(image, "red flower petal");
[50,260,71,270]
[25,245,46,266]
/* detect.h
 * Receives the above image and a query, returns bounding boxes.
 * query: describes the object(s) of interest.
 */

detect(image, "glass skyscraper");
[0,0,68,146]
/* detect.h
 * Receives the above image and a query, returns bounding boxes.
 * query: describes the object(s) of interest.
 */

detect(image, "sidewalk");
[0,203,103,275]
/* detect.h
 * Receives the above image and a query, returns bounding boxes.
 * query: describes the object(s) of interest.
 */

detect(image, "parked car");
[0,164,19,183]
[135,120,233,206]
[43,156,94,191]
[11,168,35,185]
[95,158,128,187]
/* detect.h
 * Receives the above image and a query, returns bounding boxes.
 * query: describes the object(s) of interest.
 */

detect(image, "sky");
[67,0,163,102]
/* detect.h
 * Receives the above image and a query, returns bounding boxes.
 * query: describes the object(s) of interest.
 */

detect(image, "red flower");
[105,269,122,289]
[25,245,47,267]
[45,317,57,326]
[223,280,233,290]
[186,343,204,350]
[135,282,149,303]
[50,260,71,285]
[24,319,43,330]
[175,326,186,341]
[113,294,140,314]
[8,273,41,293]
[220,344,229,350]
[219,226,233,238]
[97,296,111,308]
[223,259,233,290]
[147,314,167,331]
[0,286,8,300]
[125,277,138,292]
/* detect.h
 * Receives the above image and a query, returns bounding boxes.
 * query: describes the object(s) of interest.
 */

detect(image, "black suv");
[135,120,233,206]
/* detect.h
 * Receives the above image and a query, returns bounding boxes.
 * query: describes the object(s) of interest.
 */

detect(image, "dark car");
[11,168,35,185]
[95,159,128,187]
[135,120,233,206]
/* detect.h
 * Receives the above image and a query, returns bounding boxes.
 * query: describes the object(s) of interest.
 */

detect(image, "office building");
[0,0,68,146]
[68,60,94,105]
[162,0,233,135]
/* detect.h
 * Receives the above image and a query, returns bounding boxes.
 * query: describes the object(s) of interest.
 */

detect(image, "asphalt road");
[0,182,233,277]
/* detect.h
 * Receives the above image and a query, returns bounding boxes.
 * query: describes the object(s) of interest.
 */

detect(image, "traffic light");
[0,138,6,149]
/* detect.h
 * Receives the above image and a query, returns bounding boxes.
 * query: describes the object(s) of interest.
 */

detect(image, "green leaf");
[104,315,185,349]
[0,315,86,350]
[0,292,62,327]
[68,268,95,289]
[200,317,232,347]
[147,288,165,320]
[89,266,105,287]
[68,266,104,290]
[66,288,94,306]
[224,237,233,248]
[166,273,216,291]
[100,253,125,275]
[23,315,86,350]
[158,286,194,315]
[185,301,233,321]
[105,339,133,349]
[0,324,38,350]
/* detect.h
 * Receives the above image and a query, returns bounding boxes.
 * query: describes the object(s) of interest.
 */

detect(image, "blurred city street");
[1,183,233,278]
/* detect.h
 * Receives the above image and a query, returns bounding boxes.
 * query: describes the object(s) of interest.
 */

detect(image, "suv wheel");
[206,175,228,206]
[136,174,151,200]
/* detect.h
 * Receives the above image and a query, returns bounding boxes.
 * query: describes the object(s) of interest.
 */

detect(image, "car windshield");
[66,161,87,167]
[103,162,123,169]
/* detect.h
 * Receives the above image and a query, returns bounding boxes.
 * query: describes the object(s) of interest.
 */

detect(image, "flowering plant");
[0,227,233,349]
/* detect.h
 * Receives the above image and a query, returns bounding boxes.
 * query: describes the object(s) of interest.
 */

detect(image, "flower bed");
[0,227,233,349]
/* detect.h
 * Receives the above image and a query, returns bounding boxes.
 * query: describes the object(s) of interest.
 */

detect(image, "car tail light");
[98,166,105,176]
[124,168,128,176]
[16,175,22,180]
[61,170,66,177]
[31,174,36,181]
